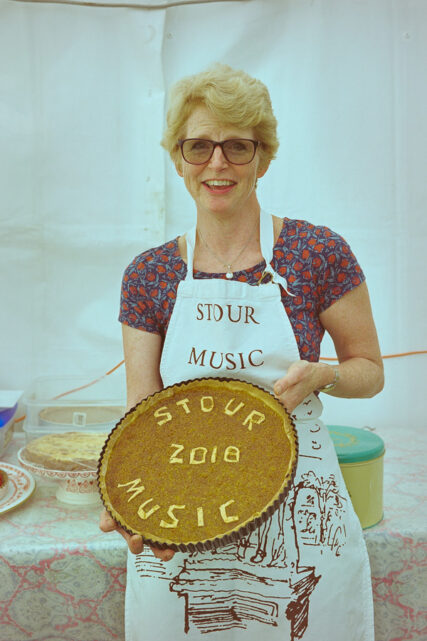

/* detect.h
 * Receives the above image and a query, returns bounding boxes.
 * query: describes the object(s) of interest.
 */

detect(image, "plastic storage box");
[23,375,126,442]
[327,425,385,529]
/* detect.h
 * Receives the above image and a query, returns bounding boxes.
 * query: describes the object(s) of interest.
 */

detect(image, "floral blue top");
[119,218,364,362]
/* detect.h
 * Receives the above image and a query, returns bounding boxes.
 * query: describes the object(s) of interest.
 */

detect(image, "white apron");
[125,211,374,641]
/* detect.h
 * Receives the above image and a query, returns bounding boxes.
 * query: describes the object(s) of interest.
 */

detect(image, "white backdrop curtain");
[0,0,426,431]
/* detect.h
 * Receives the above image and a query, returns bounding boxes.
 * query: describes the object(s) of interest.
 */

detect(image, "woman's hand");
[99,508,176,561]
[274,283,385,413]
[273,360,333,413]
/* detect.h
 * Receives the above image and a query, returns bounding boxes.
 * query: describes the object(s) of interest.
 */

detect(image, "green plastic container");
[327,425,385,529]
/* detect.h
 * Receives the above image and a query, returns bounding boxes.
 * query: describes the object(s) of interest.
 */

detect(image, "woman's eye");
[191,141,210,151]
[228,141,248,152]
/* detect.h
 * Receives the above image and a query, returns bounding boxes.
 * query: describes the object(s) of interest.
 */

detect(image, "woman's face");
[176,104,269,219]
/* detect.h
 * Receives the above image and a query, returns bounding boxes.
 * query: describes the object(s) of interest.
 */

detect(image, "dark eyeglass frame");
[178,138,260,165]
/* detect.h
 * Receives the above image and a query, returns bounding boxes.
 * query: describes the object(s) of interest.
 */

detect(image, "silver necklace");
[197,227,255,279]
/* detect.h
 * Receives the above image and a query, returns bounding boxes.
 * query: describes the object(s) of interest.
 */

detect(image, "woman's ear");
[257,158,271,179]
[175,159,184,177]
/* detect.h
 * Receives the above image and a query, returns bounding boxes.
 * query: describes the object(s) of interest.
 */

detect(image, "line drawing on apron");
[132,422,348,639]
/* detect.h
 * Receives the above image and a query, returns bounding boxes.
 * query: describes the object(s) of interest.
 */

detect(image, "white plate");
[0,462,35,515]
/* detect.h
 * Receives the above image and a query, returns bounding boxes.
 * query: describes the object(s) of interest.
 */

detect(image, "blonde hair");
[161,63,279,171]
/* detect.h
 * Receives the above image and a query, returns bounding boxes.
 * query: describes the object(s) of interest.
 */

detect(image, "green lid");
[327,425,385,463]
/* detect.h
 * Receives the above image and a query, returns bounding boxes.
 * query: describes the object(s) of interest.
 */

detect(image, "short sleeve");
[316,226,365,312]
[118,255,163,335]
[118,239,184,336]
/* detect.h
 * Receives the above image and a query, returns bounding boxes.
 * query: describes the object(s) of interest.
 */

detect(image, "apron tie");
[258,210,295,296]
[257,263,296,297]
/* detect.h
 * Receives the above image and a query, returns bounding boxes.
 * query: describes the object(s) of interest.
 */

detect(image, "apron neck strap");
[185,210,294,295]
[259,209,274,264]
[185,226,197,281]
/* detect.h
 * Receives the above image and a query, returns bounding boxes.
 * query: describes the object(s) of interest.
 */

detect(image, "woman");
[100,63,383,641]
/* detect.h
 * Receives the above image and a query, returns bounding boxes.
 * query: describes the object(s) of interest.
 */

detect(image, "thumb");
[274,361,310,395]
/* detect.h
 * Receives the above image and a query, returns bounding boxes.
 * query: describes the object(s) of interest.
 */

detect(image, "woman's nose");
[208,144,229,167]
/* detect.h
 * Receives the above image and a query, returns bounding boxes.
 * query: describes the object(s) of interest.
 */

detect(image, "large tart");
[23,432,109,471]
[97,378,298,552]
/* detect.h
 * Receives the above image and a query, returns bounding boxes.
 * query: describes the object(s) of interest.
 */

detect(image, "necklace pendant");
[224,265,233,279]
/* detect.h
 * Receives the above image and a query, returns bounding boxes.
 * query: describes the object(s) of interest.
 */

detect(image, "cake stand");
[17,448,101,505]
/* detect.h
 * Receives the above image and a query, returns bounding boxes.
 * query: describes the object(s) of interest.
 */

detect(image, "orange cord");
[320,350,427,362]
[52,360,125,401]
[11,351,426,425]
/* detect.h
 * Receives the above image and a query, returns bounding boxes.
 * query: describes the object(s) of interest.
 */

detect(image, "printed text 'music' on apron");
[125,211,374,641]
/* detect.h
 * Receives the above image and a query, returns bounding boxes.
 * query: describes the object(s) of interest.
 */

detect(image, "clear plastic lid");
[23,373,126,435]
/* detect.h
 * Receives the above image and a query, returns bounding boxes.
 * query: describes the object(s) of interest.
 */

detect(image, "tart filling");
[98,378,298,551]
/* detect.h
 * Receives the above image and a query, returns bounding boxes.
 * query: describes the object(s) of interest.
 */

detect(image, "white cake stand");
[17,448,101,505]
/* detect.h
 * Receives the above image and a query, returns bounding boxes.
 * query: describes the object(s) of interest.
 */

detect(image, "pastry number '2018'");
[169,443,240,465]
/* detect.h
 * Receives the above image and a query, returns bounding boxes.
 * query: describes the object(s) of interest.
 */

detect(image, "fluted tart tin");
[98,378,298,552]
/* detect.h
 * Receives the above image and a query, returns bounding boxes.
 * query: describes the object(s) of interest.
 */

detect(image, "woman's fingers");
[274,360,336,411]
[151,547,176,562]
[99,509,144,554]
[274,360,328,412]
[274,360,311,396]
[100,509,175,559]
[127,534,144,555]
[99,508,118,533]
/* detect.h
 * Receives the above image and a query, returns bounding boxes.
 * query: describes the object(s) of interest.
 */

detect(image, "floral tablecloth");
[0,430,425,641]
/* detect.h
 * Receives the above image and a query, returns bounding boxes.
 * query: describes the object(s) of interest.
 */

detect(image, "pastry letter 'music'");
[160,505,186,529]
[220,499,239,523]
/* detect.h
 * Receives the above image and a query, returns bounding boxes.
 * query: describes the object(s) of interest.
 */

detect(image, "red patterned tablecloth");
[0,431,426,641]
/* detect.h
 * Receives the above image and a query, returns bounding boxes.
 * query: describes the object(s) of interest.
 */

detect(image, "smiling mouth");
[203,180,236,192]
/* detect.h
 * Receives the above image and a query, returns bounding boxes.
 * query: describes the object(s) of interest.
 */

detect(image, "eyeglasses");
[178,138,259,165]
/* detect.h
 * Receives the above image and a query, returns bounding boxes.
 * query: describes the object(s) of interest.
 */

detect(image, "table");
[0,430,425,641]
